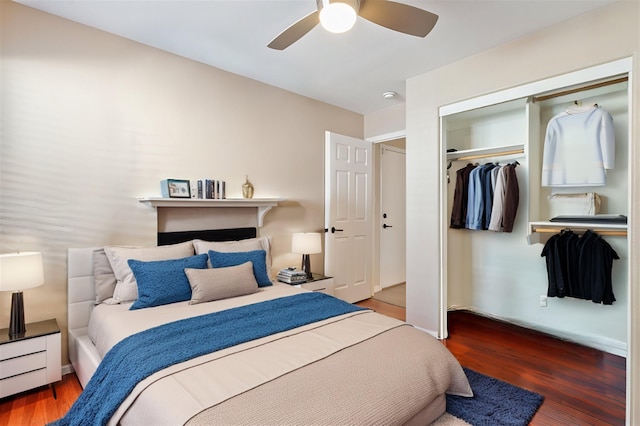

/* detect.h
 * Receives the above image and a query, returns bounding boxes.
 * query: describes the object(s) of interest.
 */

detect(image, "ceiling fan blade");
[359,0,438,38]
[268,10,320,50]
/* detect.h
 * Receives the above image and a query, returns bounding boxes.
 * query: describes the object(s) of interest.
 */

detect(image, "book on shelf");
[195,179,227,199]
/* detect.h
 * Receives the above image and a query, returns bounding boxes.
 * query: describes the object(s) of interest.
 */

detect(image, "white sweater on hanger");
[541,105,615,187]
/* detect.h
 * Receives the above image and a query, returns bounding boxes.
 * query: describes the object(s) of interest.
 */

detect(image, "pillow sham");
[193,237,272,271]
[208,249,272,287]
[93,249,118,305]
[128,254,208,310]
[185,261,259,305]
[105,241,194,303]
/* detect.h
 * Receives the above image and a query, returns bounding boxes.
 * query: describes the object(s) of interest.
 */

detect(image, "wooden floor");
[0,300,626,426]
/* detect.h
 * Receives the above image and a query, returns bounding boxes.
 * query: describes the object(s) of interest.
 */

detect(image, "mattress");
[85,284,472,425]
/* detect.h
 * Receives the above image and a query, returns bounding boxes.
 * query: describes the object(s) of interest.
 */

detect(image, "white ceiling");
[16,0,614,115]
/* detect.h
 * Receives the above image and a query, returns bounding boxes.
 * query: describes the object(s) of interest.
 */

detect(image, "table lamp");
[292,233,322,279]
[0,252,44,338]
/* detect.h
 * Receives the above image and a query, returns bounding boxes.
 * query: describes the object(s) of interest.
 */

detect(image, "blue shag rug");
[446,367,544,426]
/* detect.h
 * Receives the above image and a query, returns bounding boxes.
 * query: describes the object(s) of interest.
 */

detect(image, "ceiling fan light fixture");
[319,2,357,34]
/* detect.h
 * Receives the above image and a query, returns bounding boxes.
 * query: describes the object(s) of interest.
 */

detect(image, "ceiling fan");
[268,0,439,50]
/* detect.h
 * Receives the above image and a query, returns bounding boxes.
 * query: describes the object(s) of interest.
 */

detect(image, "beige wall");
[406,1,639,422]
[364,103,405,139]
[0,0,363,363]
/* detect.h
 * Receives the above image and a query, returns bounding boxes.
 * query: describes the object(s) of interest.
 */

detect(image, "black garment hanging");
[540,229,618,304]
[450,163,476,229]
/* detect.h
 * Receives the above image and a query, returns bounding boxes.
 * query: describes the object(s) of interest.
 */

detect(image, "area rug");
[372,283,405,307]
[441,367,545,426]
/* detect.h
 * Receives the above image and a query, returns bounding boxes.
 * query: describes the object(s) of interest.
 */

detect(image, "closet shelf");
[528,221,627,236]
[447,144,524,162]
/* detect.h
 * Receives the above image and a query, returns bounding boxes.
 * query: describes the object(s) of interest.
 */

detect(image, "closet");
[439,58,632,356]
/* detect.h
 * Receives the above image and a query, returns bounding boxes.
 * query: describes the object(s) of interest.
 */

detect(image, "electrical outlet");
[540,295,548,307]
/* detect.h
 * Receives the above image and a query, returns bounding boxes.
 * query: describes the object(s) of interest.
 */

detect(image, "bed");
[64,229,472,426]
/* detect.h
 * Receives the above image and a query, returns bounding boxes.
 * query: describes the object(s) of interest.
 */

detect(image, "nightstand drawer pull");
[0,351,47,380]
[0,337,46,361]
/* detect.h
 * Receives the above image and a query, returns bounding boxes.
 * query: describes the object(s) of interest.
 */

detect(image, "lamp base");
[9,291,26,338]
[300,254,313,279]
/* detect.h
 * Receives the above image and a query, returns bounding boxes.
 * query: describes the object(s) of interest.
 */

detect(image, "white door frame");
[366,131,406,294]
[379,144,406,290]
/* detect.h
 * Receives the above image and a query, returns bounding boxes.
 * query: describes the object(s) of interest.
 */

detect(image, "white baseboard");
[62,364,74,376]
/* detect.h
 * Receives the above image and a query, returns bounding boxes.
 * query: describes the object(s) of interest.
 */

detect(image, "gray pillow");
[185,261,259,305]
[93,249,117,304]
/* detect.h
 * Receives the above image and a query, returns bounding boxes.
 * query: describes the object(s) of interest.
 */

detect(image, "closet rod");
[531,227,627,237]
[533,76,628,103]
[454,148,524,162]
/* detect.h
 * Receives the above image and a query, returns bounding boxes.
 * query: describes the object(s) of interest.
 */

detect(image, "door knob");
[383,224,393,229]
[331,227,344,233]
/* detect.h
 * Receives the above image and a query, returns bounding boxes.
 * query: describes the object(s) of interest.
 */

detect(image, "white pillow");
[185,261,259,305]
[193,237,272,271]
[105,241,194,303]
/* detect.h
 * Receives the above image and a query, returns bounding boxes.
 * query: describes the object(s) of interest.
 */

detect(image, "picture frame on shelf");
[161,179,191,198]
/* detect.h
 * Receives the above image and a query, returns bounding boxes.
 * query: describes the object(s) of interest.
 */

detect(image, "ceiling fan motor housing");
[316,0,361,13]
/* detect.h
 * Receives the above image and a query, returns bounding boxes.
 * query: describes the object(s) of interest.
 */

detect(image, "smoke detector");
[382,91,397,99]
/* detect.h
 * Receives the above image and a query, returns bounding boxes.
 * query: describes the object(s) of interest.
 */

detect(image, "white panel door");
[325,131,372,303]
[380,146,406,288]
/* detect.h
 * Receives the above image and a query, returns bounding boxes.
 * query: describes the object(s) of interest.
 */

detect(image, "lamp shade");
[0,252,44,292]
[291,233,322,255]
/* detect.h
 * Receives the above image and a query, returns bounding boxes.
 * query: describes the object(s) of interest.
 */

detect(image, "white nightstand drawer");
[0,351,47,380]
[0,368,47,399]
[0,337,46,361]
[295,277,334,295]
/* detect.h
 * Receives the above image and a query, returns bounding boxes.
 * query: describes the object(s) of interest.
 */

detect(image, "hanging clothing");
[488,166,507,232]
[466,163,496,230]
[541,105,615,187]
[482,163,498,230]
[540,229,618,304]
[501,164,519,233]
[450,164,476,229]
[465,166,484,230]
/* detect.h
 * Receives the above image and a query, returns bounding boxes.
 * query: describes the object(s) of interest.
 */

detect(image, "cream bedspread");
[88,285,472,425]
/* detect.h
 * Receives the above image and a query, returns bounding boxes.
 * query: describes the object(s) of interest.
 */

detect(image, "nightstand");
[0,319,62,399]
[294,274,334,296]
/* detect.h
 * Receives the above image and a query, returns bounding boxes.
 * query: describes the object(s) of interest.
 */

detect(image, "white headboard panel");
[67,248,97,337]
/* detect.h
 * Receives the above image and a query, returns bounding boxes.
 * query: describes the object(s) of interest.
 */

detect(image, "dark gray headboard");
[157,227,257,246]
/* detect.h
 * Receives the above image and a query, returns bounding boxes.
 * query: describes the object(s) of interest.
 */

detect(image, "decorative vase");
[242,175,254,199]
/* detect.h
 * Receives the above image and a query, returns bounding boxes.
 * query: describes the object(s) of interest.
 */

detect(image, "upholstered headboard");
[157,227,256,246]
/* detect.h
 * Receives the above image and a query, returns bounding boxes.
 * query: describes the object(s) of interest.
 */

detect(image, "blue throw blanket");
[52,292,366,426]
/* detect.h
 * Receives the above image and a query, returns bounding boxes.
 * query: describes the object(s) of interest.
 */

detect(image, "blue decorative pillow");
[208,249,272,287]
[128,254,208,310]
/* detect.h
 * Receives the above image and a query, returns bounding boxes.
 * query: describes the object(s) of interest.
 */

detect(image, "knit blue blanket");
[51,292,366,426]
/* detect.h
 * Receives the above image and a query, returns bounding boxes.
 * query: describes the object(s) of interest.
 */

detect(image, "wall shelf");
[138,197,285,227]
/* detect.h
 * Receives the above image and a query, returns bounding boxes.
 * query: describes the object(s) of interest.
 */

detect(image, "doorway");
[374,139,406,307]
